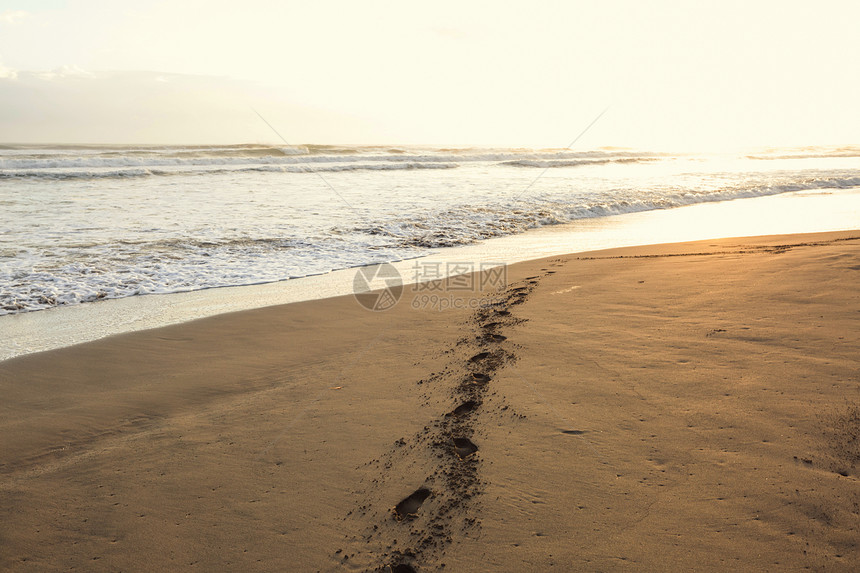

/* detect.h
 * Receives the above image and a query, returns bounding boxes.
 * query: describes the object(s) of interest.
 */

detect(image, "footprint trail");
[336,269,556,571]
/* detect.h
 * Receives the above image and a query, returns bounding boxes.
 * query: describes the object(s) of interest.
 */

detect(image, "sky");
[0,0,858,150]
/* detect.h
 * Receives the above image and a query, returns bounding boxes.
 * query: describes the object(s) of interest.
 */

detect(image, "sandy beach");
[1,230,859,572]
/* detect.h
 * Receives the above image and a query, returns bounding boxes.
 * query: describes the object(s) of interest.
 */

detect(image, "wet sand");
[1,230,859,571]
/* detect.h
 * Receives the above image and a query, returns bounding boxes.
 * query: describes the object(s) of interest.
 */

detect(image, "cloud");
[0,63,96,82]
[0,60,17,80]
[0,10,28,24]
[0,68,372,144]
[32,65,95,81]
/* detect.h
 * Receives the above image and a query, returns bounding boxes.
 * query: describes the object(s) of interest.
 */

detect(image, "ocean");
[2,143,859,317]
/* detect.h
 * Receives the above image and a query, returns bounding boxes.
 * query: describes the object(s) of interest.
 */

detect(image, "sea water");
[3,143,859,318]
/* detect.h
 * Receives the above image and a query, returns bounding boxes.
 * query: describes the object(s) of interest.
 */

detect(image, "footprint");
[525,275,540,280]
[394,488,431,520]
[387,564,417,573]
[561,429,587,435]
[470,373,491,384]
[452,437,478,458]
[449,400,479,417]
[484,334,506,342]
[481,322,501,330]
[495,310,511,316]
[469,352,490,363]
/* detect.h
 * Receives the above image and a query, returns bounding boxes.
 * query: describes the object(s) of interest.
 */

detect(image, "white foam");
[0,145,664,173]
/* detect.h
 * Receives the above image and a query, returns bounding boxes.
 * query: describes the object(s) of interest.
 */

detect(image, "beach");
[1,230,858,571]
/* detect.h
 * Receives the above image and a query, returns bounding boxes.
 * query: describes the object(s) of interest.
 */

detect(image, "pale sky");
[0,0,858,150]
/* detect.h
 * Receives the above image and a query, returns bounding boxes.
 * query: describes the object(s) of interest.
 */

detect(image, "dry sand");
[1,230,859,572]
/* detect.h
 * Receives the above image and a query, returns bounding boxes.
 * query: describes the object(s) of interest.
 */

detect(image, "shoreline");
[1,230,859,571]
[3,185,860,362]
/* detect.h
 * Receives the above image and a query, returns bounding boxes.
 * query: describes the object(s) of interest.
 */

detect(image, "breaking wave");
[0,144,668,180]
